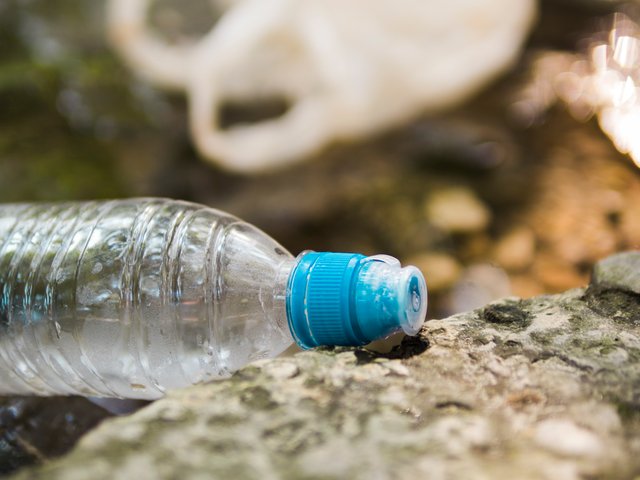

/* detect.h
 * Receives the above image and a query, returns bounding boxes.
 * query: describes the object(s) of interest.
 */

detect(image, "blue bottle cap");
[286,252,428,349]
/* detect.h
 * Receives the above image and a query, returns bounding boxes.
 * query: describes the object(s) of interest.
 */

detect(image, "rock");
[424,188,492,234]
[13,259,640,480]
[0,397,112,475]
[405,252,462,293]
[446,263,511,313]
[509,274,545,299]
[493,226,536,271]
[534,254,589,292]
[591,251,640,296]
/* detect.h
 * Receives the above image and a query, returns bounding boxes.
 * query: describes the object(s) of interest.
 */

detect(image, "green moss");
[239,386,279,411]
[615,400,640,422]
[600,345,618,355]
[262,420,324,455]
[206,414,245,428]
[529,330,553,345]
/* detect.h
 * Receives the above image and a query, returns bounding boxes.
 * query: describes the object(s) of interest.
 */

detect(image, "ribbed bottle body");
[0,199,294,399]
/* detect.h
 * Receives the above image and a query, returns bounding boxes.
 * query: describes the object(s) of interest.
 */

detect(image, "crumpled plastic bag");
[108,0,536,173]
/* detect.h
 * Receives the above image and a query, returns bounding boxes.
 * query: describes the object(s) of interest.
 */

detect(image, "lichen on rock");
[10,252,640,480]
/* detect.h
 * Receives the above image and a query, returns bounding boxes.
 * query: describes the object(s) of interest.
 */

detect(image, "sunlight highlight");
[565,14,640,168]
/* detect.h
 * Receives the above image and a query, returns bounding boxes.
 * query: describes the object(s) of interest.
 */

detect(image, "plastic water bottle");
[0,199,427,399]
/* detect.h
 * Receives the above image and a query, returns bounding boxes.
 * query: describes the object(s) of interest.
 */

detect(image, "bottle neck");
[272,255,298,343]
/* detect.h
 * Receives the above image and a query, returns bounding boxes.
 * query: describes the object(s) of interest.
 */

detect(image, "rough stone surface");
[11,253,640,480]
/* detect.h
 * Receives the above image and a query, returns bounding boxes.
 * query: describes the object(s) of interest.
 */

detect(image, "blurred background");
[0,0,639,475]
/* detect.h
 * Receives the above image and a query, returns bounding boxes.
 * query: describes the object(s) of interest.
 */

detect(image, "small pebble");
[424,188,491,234]
[447,264,511,313]
[493,226,535,271]
[407,252,461,292]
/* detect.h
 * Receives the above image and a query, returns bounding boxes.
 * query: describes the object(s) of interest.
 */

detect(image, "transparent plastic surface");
[0,199,295,399]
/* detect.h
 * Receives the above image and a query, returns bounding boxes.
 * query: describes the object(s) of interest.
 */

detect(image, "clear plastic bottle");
[0,199,427,399]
